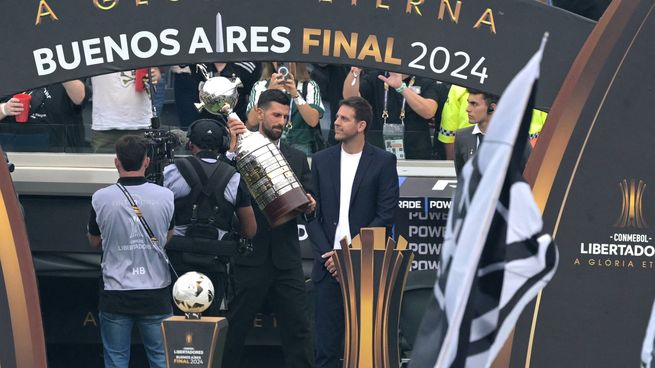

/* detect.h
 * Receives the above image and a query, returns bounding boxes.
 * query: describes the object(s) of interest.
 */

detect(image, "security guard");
[437,85,548,160]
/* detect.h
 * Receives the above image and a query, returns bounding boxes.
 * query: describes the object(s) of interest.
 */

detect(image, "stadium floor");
[47,344,284,368]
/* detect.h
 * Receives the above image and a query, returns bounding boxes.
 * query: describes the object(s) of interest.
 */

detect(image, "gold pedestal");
[335,228,414,368]
[161,316,228,368]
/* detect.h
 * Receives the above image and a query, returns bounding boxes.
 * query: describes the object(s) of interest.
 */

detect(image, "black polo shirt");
[359,72,446,159]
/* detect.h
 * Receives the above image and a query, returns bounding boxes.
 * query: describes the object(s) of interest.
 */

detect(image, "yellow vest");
[437,85,548,144]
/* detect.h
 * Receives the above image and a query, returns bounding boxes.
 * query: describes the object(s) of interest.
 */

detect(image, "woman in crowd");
[246,62,324,155]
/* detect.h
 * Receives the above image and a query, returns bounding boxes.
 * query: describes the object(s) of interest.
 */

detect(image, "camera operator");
[87,135,174,368]
[163,119,256,316]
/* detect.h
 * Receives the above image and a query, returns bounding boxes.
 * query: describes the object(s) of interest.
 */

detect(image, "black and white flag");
[641,298,655,367]
[410,35,559,368]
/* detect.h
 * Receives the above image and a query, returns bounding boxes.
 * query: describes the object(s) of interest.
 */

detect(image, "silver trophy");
[195,68,309,227]
[195,69,242,115]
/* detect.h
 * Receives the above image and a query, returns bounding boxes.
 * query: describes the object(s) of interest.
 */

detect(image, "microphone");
[168,129,189,149]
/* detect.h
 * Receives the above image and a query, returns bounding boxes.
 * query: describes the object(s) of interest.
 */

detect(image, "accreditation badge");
[383,122,405,160]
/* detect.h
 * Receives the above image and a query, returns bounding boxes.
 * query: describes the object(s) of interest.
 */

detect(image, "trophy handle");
[227,112,250,143]
[196,64,210,81]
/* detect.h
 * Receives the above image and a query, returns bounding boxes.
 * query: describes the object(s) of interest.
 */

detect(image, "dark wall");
[554,0,612,20]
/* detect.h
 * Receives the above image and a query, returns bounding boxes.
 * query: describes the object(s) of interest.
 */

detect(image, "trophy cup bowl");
[197,76,309,227]
[195,76,242,115]
[235,131,309,228]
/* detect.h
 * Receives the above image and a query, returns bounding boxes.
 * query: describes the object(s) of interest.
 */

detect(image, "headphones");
[186,118,231,154]
[487,105,495,114]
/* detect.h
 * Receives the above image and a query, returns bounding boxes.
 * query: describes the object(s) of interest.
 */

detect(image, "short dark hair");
[257,89,291,109]
[115,135,148,172]
[466,88,499,106]
[339,96,373,133]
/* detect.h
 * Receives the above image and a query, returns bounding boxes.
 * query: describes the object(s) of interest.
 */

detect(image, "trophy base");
[264,187,310,228]
[162,316,228,368]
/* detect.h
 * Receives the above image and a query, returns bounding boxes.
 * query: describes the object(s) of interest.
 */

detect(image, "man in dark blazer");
[308,96,399,368]
[223,90,316,368]
[454,124,482,177]
[454,89,530,177]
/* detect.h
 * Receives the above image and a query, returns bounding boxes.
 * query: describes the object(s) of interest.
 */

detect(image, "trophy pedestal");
[161,316,228,368]
[264,187,310,227]
[335,228,413,368]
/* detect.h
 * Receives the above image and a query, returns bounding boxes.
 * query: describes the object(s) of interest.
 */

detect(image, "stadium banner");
[510,1,655,366]
[396,177,456,272]
[0,0,592,109]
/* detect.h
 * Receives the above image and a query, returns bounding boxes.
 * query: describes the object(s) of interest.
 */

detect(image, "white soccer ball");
[172,272,214,313]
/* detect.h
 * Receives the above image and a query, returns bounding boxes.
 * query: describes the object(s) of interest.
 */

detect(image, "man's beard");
[335,130,357,142]
[262,124,283,141]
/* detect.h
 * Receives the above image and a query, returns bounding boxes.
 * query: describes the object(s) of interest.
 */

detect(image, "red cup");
[13,93,31,123]
[135,68,148,92]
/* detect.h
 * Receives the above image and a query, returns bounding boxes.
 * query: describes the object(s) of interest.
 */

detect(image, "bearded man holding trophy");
[179,70,316,368]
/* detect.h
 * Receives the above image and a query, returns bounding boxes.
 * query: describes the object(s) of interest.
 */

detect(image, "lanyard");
[116,183,178,278]
[382,76,415,125]
[117,183,158,243]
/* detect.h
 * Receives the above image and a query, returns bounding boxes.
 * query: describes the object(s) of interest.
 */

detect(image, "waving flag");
[410,35,559,368]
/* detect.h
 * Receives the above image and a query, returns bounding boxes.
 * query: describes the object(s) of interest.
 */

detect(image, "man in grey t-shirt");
[88,135,174,368]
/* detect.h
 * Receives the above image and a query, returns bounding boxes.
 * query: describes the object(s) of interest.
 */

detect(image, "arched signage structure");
[514,0,655,366]
[0,150,47,368]
[1,0,592,109]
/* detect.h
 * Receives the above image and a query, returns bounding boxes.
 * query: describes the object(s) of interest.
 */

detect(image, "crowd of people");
[88,92,399,368]
[3,61,548,368]
[0,62,548,158]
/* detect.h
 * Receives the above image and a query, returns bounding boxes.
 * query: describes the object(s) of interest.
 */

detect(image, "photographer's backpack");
[166,156,237,271]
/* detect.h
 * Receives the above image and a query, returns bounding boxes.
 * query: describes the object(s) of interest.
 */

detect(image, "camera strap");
[116,182,179,278]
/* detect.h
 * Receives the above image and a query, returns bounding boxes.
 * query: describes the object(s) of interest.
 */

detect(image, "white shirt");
[472,124,484,147]
[333,148,362,249]
[246,79,324,114]
[91,71,152,131]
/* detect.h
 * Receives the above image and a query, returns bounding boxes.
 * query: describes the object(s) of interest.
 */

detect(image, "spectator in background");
[453,89,531,177]
[152,69,168,119]
[343,67,445,160]
[170,64,195,128]
[528,109,548,146]
[454,89,498,176]
[437,85,470,160]
[247,62,324,155]
[90,68,160,153]
[310,64,350,147]
[0,80,89,152]
[439,85,547,161]
[171,62,261,128]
